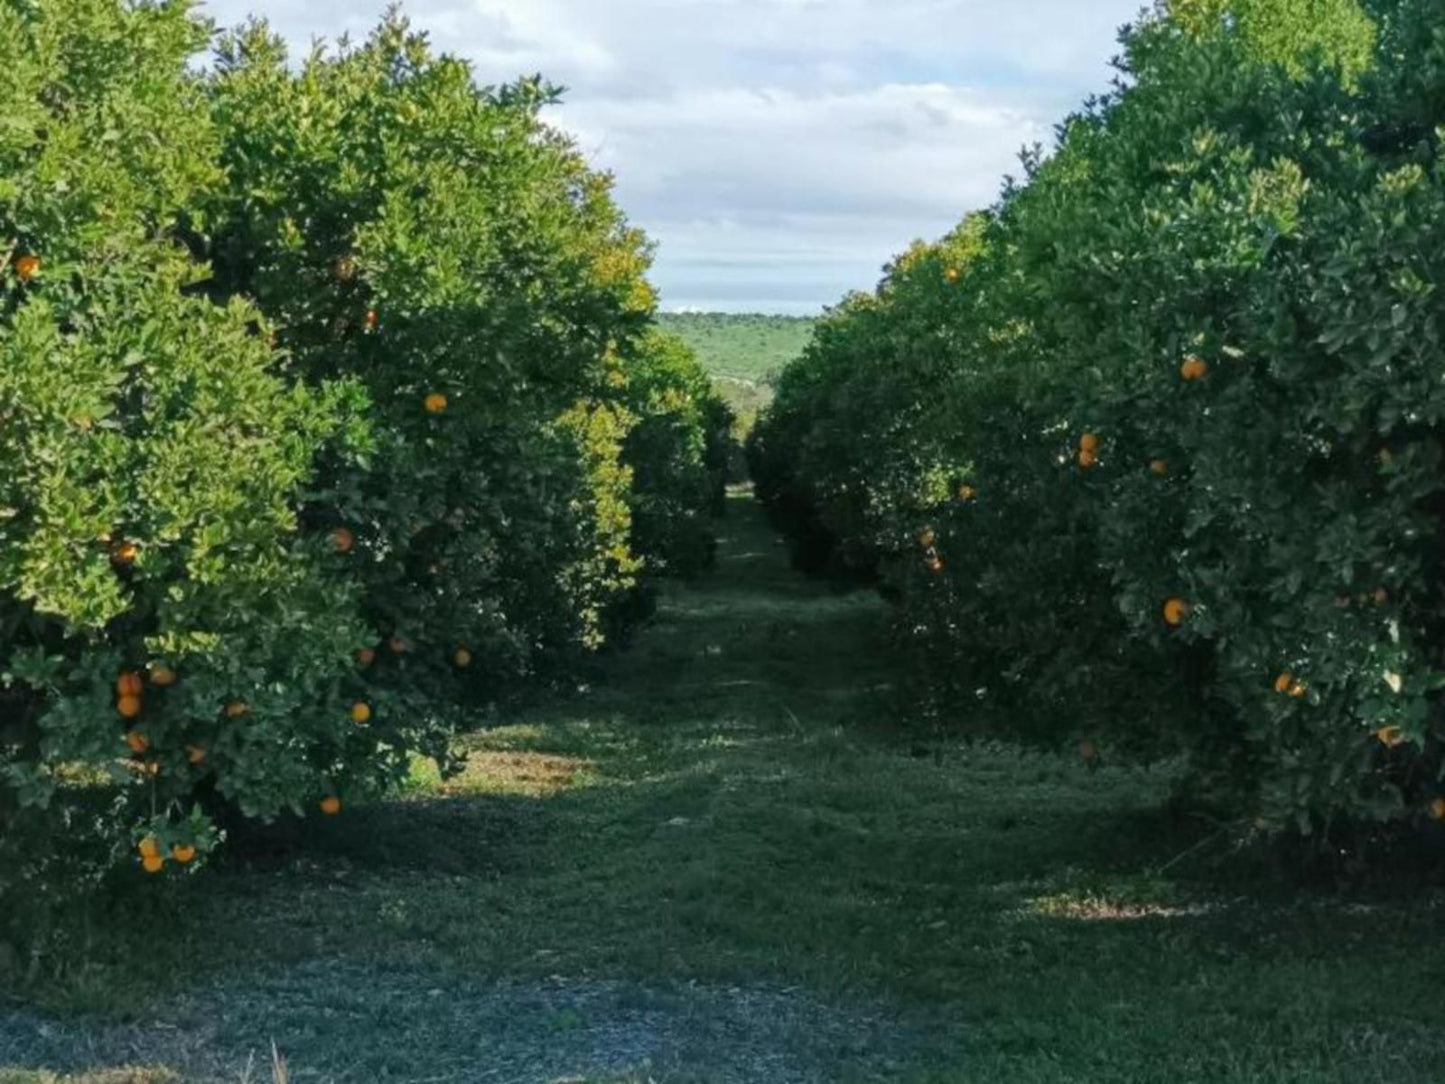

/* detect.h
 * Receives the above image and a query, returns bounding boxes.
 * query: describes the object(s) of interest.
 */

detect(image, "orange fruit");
[319,796,342,816]
[918,527,936,548]
[116,671,144,698]
[1289,681,1306,699]
[454,647,473,668]
[944,267,960,284]
[364,309,378,330]
[1180,355,1209,381]
[186,745,207,765]
[112,541,139,564]
[1149,458,1169,476]
[14,254,40,282]
[1079,433,1099,453]
[1163,598,1189,626]
[424,393,448,414]
[350,700,372,724]
[957,484,976,501]
[925,554,945,574]
[1430,798,1445,821]
[171,844,197,864]
[118,695,143,720]
[1078,448,1098,469]
[148,664,178,687]
[332,527,356,554]
[1274,672,1293,694]
[357,646,376,667]
[125,729,149,754]
[141,853,165,874]
[224,700,249,719]
[137,837,160,859]
[1376,725,1405,748]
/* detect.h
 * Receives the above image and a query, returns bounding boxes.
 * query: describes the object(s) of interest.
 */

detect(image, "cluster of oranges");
[1078,432,1099,470]
[137,835,197,875]
[917,527,945,575]
[117,665,209,766]
[1274,672,1307,698]
[13,253,39,283]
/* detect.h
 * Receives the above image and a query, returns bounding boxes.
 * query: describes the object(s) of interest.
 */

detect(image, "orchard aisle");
[5,490,1445,1083]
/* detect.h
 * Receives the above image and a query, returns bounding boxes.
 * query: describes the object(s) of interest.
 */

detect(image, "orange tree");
[753,0,1445,844]
[202,16,716,701]
[621,330,733,578]
[0,0,453,952]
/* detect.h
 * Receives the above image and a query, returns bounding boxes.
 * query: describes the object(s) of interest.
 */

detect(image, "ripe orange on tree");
[957,484,976,501]
[224,700,249,719]
[1274,672,1294,694]
[332,527,356,554]
[350,700,372,724]
[1163,598,1189,626]
[925,554,945,574]
[137,837,160,859]
[945,267,960,284]
[186,745,207,765]
[1079,432,1099,453]
[1149,458,1169,476]
[13,254,40,282]
[111,541,139,564]
[424,393,448,414]
[1430,798,1445,822]
[454,647,473,668]
[364,308,378,330]
[171,844,197,864]
[141,853,165,874]
[116,671,144,698]
[1377,725,1405,748]
[1180,355,1209,381]
[118,695,143,720]
[1078,448,1098,469]
[125,729,149,754]
[148,664,178,687]
[319,796,342,816]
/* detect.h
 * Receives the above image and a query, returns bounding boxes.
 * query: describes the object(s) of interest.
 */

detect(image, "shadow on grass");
[8,491,1445,1083]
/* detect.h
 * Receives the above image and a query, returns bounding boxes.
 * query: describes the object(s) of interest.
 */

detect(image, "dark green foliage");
[752,0,1445,841]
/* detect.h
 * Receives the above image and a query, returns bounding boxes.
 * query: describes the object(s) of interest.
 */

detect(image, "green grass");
[5,490,1445,1081]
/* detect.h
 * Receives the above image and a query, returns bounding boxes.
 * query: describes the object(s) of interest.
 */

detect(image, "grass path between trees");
[5,490,1445,1083]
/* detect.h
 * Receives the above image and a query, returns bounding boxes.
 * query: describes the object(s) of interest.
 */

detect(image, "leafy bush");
[622,330,732,577]
[752,0,1445,842]
[0,0,728,964]
[0,0,406,954]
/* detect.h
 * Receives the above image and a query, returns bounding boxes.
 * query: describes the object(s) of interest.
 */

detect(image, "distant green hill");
[657,312,817,383]
[657,312,818,433]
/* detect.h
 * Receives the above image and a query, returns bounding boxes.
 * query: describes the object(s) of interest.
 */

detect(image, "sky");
[198,0,1148,314]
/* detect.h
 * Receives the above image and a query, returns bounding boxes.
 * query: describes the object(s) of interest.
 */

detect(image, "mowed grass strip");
[5,492,1445,1082]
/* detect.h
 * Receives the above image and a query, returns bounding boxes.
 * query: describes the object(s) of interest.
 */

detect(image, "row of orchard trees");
[751,0,1445,843]
[0,0,729,939]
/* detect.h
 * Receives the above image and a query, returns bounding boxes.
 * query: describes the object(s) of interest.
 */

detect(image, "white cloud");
[197,0,1148,311]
